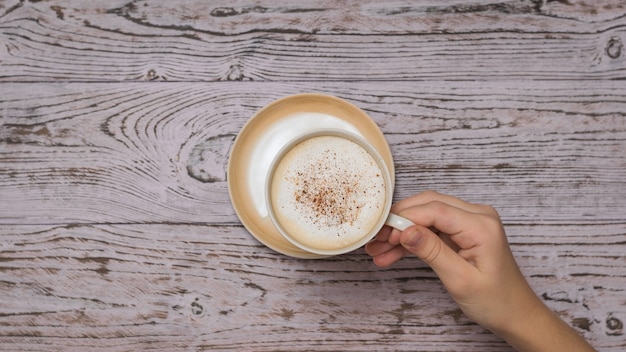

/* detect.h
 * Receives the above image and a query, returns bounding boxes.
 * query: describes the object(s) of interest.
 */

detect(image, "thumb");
[400,226,472,284]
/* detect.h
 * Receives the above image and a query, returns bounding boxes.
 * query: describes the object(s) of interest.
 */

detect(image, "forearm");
[494,297,596,352]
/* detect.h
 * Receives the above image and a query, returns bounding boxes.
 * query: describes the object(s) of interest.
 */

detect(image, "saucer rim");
[227,93,394,258]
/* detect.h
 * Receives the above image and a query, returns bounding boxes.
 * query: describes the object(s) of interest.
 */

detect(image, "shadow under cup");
[265,129,395,256]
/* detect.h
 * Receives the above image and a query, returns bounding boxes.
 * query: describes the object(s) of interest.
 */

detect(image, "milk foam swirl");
[270,135,387,250]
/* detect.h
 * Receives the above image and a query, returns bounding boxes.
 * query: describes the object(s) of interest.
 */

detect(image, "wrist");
[487,287,545,341]
[491,294,595,352]
[493,294,550,350]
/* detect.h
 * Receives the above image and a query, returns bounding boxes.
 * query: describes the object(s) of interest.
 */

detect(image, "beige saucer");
[227,93,394,258]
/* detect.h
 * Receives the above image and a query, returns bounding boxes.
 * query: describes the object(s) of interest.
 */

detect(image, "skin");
[366,191,596,352]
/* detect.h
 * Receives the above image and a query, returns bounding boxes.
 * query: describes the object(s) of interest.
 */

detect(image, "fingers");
[373,224,392,242]
[371,245,409,268]
[400,225,474,287]
[365,237,397,257]
[368,223,405,269]
[367,191,504,269]
[396,200,500,250]
[393,190,498,218]
[383,191,497,246]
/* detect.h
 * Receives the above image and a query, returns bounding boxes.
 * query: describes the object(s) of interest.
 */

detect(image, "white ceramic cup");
[265,129,414,256]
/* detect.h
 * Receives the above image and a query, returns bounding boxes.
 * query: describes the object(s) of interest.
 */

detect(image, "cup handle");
[385,213,415,231]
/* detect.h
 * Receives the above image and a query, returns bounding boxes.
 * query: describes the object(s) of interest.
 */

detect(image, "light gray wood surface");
[1,1,625,351]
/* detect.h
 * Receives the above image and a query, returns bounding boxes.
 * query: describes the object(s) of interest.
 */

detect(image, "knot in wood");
[147,69,158,80]
[606,315,623,335]
[606,37,623,59]
[191,298,204,316]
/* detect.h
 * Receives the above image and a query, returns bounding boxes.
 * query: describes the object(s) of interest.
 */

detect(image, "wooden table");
[1,1,625,350]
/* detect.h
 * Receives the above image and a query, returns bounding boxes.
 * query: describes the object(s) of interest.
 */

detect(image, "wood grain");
[0,0,624,82]
[2,80,624,349]
[1,0,625,351]
[1,81,625,225]
[1,223,624,351]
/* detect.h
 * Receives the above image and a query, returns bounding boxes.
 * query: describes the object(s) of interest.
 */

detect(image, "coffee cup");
[265,129,414,256]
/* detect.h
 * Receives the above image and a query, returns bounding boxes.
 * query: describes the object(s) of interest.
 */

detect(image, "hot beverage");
[269,135,387,251]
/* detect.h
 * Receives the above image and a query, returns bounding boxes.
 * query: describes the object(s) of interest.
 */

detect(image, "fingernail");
[402,228,423,248]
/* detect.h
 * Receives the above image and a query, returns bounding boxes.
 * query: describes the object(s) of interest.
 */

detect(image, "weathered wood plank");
[0,223,624,351]
[1,81,625,225]
[1,1,624,351]
[0,0,624,82]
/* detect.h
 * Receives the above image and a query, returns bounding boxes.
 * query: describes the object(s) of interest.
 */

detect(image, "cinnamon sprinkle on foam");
[271,136,387,250]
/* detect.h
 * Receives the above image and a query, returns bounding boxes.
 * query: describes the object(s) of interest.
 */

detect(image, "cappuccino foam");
[270,135,386,251]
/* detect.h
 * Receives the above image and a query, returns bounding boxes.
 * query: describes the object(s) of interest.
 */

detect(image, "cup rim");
[265,128,394,256]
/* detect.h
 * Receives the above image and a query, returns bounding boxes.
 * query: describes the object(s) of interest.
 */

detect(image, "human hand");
[367,190,533,330]
[366,191,595,351]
